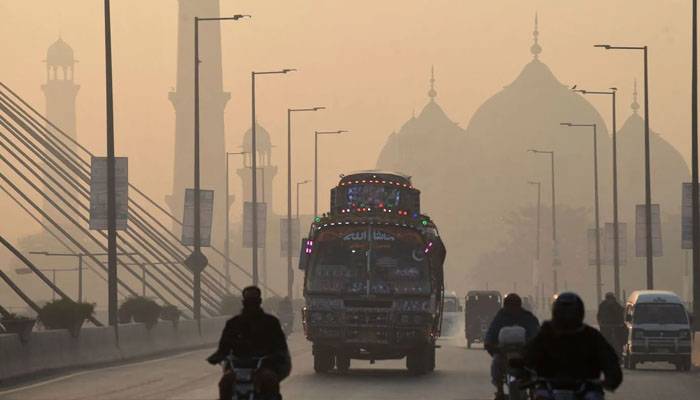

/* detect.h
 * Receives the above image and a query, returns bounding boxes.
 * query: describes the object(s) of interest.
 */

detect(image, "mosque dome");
[46,37,75,67]
[617,81,689,219]
[242,122,273,154]
[375,67,465,209]
[457,18,612,230]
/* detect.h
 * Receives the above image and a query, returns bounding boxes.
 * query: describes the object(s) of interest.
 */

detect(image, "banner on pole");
[89,157,128,230]
[635,204,662,257]
[603,222,627,266]
[280,218,301,257]
[682,183,695,249]
[243,202,267,248]
[181,189,214,246]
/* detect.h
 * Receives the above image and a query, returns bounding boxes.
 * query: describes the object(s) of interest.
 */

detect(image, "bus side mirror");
[298,238,311,271]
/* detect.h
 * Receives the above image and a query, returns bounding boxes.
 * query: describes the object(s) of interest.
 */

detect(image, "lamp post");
[251,69,295,286]
[16,267,78,301]
[527,181,542,261]
[225,151,248,293]
[595,43,654,289]
[29,251,137,303]
[574,87,621,299]
[693,0,700,331]
[528,149,559,294]
[560,122,602,302]
[527,180,541,309]
[287,107,324,300]
[102,0,119,332]
[314,130,348,217]
[188,14,249,328]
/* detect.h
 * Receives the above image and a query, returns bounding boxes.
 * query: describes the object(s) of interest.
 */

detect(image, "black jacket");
[484,308,540,355]
[208,306,292,379]
[597,299,624,326]
[524,321,623,390]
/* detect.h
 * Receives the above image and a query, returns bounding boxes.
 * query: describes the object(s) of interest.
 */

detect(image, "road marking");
[0,348,205,396]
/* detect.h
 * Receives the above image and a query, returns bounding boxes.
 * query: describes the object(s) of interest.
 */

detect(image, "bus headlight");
[679,330,691,340]
[632,329,645,339]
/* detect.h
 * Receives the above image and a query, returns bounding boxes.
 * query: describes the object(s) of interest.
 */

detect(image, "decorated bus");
[299,171,446,374]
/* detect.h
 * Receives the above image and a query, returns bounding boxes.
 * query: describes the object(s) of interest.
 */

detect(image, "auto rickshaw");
[464,290,502,348]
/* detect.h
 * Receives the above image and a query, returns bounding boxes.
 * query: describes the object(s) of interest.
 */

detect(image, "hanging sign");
[181,189,214,246]
[89,157,128,230]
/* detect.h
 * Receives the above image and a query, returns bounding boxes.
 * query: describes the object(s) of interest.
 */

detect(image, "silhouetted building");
[166,0,230,245]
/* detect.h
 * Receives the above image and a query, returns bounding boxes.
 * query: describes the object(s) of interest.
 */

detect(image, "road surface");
[1,333,698,399]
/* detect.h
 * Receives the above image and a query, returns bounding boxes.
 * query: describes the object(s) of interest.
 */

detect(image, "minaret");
[42,37,79,143]
[41,38,80,227]
[167,0,230,244]
[236,123,278,208]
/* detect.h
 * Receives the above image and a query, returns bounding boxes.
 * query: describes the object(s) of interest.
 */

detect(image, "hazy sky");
[0,0,694,244]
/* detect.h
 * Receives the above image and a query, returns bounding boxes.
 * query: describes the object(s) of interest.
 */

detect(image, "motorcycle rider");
[525,292,623,400]
[484,293,540,400]
[207,286,291,400]
[597,292,625,356]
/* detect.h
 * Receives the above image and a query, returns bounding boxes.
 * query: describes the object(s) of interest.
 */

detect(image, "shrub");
[1,313,31,321]
[119,296,161,328]
[160,305,180,321]
[38,299,94,334]
[219,294,241,316]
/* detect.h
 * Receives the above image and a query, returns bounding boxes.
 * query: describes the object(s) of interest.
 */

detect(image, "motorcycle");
[497,326,530,400]
[521,378,604,400]
[221,355,268,400]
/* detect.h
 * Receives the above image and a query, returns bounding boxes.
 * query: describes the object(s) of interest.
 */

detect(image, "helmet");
[242,286,262,307]
[551,292,585,331]
[503,293,522,310]
[604,292,616,301]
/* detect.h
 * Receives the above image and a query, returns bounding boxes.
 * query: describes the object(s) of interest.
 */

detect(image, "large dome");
[242,122,273,154]
[375,68,465,215]
[617,84,689,219]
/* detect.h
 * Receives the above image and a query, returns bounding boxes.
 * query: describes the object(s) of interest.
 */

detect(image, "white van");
[440,292,463,337]
[623,290,693,371]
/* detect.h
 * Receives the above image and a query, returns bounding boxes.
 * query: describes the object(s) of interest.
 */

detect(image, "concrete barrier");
[0,317,227,382]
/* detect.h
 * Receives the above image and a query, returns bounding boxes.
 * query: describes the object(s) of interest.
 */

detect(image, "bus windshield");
[306,226,431,295]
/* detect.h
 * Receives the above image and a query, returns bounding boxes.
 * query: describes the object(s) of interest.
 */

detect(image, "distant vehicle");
[440,292,463,337]
[300,171,446,374]
[622,290,692,371]
[464,290,502,348]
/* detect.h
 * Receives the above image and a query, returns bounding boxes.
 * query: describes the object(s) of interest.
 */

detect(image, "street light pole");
[595,43,654,289]
[225,151,248,293]
[574,88,621,298]
[314,130,348,217]
[287,108,323,300]
[251,69,295,286]
[527,180,541,309]
[29,251,137,303]
[693,0,700,331]
[189,15,249,328]
[561,123,602,302]
[529,149,559,294]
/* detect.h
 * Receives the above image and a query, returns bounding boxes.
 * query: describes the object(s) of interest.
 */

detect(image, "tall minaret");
[41,38,80,227]
[42,37,79,143]
[167,0,230,244]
